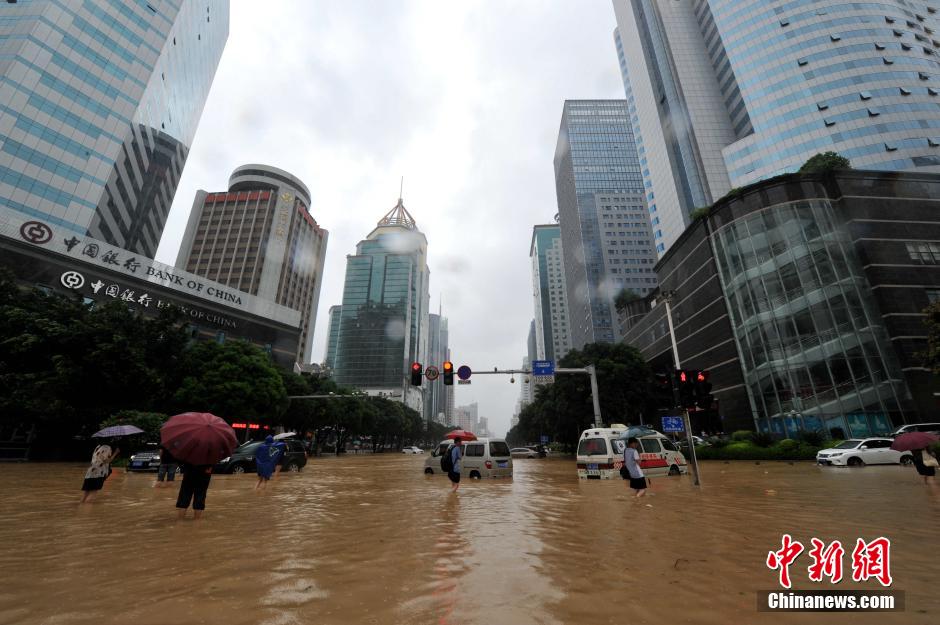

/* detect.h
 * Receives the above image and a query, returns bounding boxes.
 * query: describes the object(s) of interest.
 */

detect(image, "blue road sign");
[662,416,684,433]
[457,365,472,380]
[540,435,549,444]
[532,360,555,376]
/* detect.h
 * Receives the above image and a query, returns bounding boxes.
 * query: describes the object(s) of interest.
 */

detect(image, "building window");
[927,289,940,303]
[907,241,940,263]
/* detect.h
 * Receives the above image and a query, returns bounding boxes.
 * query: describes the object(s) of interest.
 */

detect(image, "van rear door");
[487,440,512,477]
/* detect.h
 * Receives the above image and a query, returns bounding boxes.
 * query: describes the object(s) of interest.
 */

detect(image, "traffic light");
[694,370,713,409]
[410,362,423,386]
[676,369,696,409]
[442,361,454,385]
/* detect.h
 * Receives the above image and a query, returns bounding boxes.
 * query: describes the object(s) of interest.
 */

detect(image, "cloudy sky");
[155,1,626,437]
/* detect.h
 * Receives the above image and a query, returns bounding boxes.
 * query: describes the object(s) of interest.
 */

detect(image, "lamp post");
[661,291,701,486]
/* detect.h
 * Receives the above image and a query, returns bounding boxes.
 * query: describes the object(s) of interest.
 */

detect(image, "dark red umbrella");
[890,431,939,452]
[445,429,477,441]
[161,412,237,465]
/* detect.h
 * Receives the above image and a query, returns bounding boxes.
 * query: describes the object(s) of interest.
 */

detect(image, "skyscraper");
[530,224,571,361]
[0,0,229,257]
[554,100,658,349]
[425,312,451,424]
[324,305,342,371]
[176,165,328,364]
[333,198,430,414]
[613,0,940,255]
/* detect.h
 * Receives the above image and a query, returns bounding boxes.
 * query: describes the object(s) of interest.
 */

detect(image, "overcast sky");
[155,0,625,437]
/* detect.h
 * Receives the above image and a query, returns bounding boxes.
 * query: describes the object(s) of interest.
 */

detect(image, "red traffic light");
[696,371,708,382]
[678,370,689,383]
[411,362,421,372]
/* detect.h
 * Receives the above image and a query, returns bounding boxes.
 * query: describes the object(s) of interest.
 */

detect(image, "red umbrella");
[445,429,477,441]
[161,412,237,465]
[890,431,939,452]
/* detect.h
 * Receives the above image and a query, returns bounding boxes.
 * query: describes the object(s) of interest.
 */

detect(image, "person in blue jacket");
[448,437,463,493]
[255,435,282,490]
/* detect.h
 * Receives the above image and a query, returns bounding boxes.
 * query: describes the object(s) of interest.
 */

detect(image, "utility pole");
[663,293,701,486]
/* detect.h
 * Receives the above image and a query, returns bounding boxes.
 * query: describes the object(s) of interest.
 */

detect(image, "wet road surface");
[0,456,936,625]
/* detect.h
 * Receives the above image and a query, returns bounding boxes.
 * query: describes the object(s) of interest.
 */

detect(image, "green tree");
[799,151,851,173]
[923,301,940,374]
[613,288,641,314]
[690,206,710,221]
[172,340,287,421]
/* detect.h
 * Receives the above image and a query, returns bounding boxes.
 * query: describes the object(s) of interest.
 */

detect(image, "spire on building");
[378,197,417,230]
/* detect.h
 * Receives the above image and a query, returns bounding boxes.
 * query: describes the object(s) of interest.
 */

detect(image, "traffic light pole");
[663,296,701,486]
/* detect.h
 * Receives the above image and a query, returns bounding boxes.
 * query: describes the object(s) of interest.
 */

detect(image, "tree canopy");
[507,342,655,450]
[799,151,851,173]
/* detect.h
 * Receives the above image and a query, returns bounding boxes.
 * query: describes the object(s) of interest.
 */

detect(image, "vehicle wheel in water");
[669,465,680,476]
[900,455,913,466]
[285,462,300,472]
[847,457,864,467]
[424,468,433,474]
[470,471,481,479]
[231,464,246,474]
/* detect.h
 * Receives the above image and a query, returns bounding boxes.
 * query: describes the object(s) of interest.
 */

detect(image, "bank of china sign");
[2,216,299,328]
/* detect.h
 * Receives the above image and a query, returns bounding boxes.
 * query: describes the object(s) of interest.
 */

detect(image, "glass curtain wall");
[712,199,909,436]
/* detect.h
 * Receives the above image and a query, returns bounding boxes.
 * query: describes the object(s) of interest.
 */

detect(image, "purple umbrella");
[92,425,145,438]
[890,431,939,452]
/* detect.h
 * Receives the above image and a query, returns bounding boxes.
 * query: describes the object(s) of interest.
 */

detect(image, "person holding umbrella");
[80,438,120,503]
[161,412,237,519]
[890,432,939,486]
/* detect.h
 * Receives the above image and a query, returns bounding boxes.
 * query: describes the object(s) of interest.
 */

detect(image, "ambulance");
[576,424,688,479]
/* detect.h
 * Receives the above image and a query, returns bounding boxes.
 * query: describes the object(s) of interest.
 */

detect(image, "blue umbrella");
[92,425,145,438]
[618,426,658,440]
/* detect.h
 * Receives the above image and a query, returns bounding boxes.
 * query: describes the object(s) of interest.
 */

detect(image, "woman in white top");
[623,437,647,498]
[80,440,120,503]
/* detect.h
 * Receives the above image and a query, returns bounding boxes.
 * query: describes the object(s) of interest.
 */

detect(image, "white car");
[816,438,913,467]
[401,446,423,454]
[510,447,538,458]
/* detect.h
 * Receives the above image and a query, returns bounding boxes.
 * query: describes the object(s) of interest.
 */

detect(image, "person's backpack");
[440,445,454,472]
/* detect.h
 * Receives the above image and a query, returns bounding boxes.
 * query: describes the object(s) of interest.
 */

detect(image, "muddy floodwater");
[0,456,936,625]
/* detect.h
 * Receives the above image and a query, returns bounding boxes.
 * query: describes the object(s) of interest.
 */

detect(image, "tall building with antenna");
[333,196,430,414]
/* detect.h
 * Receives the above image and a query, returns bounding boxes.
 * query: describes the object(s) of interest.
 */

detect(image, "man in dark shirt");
[176,464,212,520]
[155,445,179,488]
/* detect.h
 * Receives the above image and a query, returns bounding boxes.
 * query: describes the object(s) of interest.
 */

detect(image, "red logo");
[19,221,52,244]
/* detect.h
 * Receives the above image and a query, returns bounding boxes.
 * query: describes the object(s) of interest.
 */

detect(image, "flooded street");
[0,456,936,625]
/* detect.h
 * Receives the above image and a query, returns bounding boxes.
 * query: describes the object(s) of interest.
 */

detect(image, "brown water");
[0,457,936,625]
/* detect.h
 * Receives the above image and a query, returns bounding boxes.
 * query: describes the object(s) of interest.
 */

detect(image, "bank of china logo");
[280,192,293,202]
[19,221,53,244]
[60,271,85,290]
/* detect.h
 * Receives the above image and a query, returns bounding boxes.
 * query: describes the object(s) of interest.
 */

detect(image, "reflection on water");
[0,458,936,624]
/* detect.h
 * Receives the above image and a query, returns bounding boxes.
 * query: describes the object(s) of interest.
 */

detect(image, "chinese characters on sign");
[275,193,292,239]
[767,535,892,588]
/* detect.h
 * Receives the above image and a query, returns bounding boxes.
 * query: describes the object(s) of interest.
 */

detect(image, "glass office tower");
[613,0,940,256]
[333,199,430,413]
[0,0,229,257]
[554,100,658,349]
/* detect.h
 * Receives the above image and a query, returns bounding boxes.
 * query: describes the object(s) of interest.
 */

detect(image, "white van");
[576,425,688,479]
[424,438,513,478]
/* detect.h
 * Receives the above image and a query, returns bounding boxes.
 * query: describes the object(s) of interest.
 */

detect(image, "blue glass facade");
[554,100,657,348]
[0,0,228,257]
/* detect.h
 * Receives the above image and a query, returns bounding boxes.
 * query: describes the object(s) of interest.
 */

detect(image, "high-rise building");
[175,165,328,364]
[425,312,451,424]
[333,198,430,414]
[454,402,479,433]
[0,0,229,258]
[324,305,342,371]
[613,0,940,255]
[554,100,658,349]
[530,224,572,361]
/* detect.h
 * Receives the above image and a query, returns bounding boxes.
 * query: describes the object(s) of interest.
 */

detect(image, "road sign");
[532,360,555,376]
[540,435,549,444]
[425,365,439,381]
[662,416,684,433]
[532,375,555,385]
[457,365,472,380]
[457,379,471,385]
